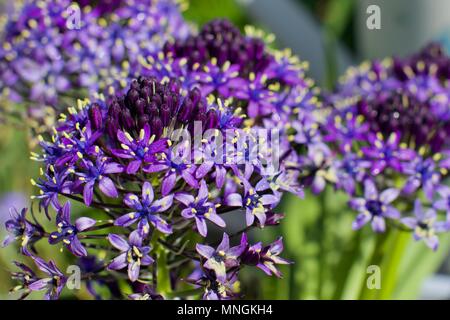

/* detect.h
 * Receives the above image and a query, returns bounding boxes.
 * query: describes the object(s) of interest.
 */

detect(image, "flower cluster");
[0,0,189,123]
[140,19,326,195]
[325,43,450,250]
[5,75,291,300]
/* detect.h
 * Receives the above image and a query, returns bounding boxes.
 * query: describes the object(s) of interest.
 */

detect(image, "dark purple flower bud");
[151,117,163,138]
[106,116,119,140]
[146,102,159,119]
[138,115,150,131]
[88,103,103,131]
[188,88,201,106]
[178,98,194,123]
[135,98,146,116]
[120,108,134,131]
[205,110,219,129]
[160,104,171,127]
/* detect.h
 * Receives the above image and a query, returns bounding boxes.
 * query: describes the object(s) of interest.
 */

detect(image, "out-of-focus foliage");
[183,0,249,29]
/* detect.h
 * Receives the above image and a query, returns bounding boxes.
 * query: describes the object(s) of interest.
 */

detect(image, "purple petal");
[260,194,279,206]
[182,170,199,189]
[401,217,418,229]
[141,181,154,204]
[141,255,154,266]
[61,202,71,222]
[108,234,129,251]
[161,173,176,196]
[108,252,127,270]
[352,213,371,230]
[371,216,386,233]
[28,279,49,291]
[425,235,439,251]
[380,188,399,204]
[68,237,87,257]
[225,193,242,207]
[364,180,378,199]
[207,213,226,228]
[196,162,213,179]
[175,193,195,206]
[153,195,174,212]
[103,162,124,174]
[198,180,209,200]
[83,181,95,206]
[196,217,208,237]
[215,166,226,188]
[129,230,142,247]
[196,243,215,258]
[126,160,142,174]
[75,217,96,231]
[99,177,118,198]
[217,233,230,252]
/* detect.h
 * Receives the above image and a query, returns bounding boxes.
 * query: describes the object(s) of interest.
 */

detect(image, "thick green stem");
[359,229,410,299]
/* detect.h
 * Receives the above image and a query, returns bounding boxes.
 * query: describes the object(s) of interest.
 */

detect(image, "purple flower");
[33,168,72,218]
[28,257,67,300]
[189,269,239,300]
[175,180,225,237]
[196,233,244,282]
[195,60,246,97]
[361,132,416,175]
[111,124,168,174]
[48,202,96,257]
[115,182,173,236]
[240,234,290,277]
[107,232,153,282]
[226,178,279,227]
[402,157,440,200]
[145,141,198,196]
[76,157,123,206]
[350,180,400,233]
[335,153,371,195]
[401,200,449,251]
[0,0,189,117]
[10,261,39,300]
[2,207,43,250]
[324,111,368,152]
[234,72,274,118]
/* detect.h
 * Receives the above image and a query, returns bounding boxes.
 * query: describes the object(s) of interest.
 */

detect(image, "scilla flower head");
[324,43,450,249]
[7,75,291,299]
[0,0,189,125]
[141,18,326,196]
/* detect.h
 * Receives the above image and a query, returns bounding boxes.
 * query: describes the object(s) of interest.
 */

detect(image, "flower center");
[366,200,383,216]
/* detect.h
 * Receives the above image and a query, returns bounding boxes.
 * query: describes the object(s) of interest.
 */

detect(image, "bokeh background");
[1,0,450,299]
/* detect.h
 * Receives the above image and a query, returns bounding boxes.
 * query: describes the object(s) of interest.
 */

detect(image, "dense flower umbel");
[7,76,291,300]
[324,43,450,248]
[0,0,188,122]
[141,19,324,196]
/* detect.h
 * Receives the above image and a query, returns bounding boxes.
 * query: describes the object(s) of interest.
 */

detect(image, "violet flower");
[350,180,400,233]
[28,257,67,300]
[175,180,225,237]
[115,182,173,236]
[48,202,96,257]
[2,207,43,251]
[196,233,245,282]
[401,200,449,251]
[108,232,153,282]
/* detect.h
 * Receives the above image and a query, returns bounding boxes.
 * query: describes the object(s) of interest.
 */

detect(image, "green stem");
[317,189,327,299]
[359,229,410,299]
[156,248,172,295]
[378,230,410,299]
[358,232,389,300]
